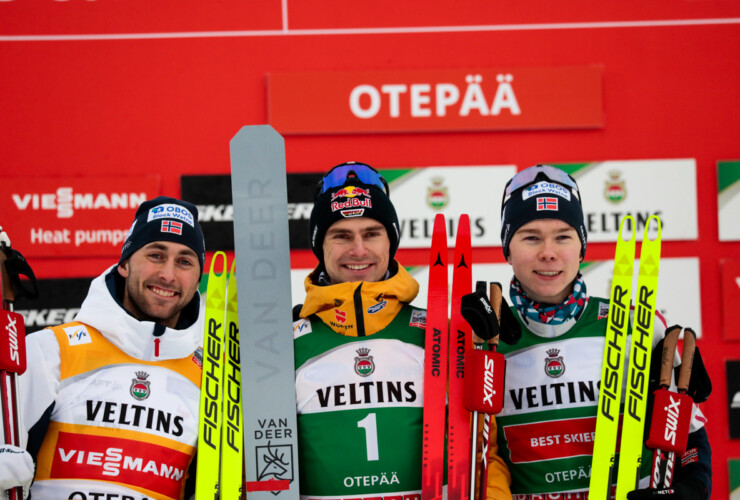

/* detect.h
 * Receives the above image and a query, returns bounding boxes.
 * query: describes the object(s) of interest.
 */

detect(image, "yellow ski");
[615,216,662,499]
[221,259,244,498]
[197,251,228,499]
[589,216,636,499]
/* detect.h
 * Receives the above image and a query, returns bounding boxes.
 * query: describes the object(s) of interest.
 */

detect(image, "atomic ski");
[230,125,299,498]
[197,251,228,499]
[221,259,244,499]
[421,213,449,500]
[447,214,472,500]
[615,216,662,499]
[589,216,637,499]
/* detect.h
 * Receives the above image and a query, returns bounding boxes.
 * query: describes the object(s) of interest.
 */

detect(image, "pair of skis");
[422,212,479,500]
[589,215,662,500]
[196,252,244,499]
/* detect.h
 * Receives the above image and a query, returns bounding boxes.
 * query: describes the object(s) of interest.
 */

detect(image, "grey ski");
[230,125,300,499]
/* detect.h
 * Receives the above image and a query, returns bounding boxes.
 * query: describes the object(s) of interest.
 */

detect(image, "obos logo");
[147,204,195,226]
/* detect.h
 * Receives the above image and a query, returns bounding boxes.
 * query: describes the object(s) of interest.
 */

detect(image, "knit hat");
[500,165,587,259]
[309,162,400,265]
[119,196,206,273]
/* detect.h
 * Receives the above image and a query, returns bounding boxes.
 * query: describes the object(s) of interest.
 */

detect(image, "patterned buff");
[509,272,588,325]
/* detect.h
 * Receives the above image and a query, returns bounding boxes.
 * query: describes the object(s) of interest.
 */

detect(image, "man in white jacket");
[0,196,206,499]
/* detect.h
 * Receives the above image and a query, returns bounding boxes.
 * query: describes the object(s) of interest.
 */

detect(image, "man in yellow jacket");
[293,161,512,499]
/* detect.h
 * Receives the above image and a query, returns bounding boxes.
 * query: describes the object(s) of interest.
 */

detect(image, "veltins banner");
[555,159,698,242]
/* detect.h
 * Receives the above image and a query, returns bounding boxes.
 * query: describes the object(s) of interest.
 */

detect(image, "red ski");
[447,214,472,500]
[421,213,449,500]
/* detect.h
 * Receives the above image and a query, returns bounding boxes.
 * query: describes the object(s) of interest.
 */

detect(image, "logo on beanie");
[161,220,183,235]
[331,186,371,201]
[522,181,571,201]
[330,186,372,213]
[341,209,365,218]
[147,203,195,227]
[604,170,626,204]
[426,177,449,210]
[536,197,558,211]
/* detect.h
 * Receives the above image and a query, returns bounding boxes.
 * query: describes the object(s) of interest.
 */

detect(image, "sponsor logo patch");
[50,431,190,498]
[367,300,387,314]
[64,325,92,345]
[597,302,609,320]
[130,371,151,401]
[354,348,375,377]
[522,181,571,201]
[340,208,365,218]
[544,348,565,378]
[410,309,427,329]
[292,318,312,338]
[147,203,195,227]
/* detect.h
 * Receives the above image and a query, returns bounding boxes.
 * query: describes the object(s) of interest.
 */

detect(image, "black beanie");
[119,196,206,273]
[500,170,587,259]
[309,173,400,265]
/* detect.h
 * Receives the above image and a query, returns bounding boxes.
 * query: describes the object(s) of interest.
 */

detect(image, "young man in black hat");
[491,165,712,499]
[293,162,511,499]
[0,196,206,499]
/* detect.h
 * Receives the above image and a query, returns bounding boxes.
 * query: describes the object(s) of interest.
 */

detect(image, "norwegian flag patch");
[161,220,183,235]
[536,197,558,211]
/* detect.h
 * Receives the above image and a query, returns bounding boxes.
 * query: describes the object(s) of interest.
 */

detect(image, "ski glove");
[0,444,33,499]
[627,477,707,500]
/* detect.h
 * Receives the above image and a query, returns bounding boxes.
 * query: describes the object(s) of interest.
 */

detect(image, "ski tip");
[208,251,228,276]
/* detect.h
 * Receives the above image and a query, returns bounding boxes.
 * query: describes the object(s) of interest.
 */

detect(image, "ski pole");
[647,326,696,489]
[461,281,503,499]
[0,228,29,500]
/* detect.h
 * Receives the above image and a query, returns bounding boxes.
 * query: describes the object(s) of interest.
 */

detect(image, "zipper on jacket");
[353,283,366,336]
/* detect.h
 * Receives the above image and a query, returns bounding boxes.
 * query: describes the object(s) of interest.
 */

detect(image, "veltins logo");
[604,170,627,204]
[544,348,565,378]
[426,177,449,210]
[130,371,151,401]
[354,348,375,377]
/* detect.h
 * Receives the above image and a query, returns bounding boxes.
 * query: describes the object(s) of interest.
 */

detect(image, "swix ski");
[230,125,299,498]
[447,214,472,500]
[197,251,228,499]
[421,213,448,500]
[615,216,662,499]
[221,259,244,499]
[589,216,637,499]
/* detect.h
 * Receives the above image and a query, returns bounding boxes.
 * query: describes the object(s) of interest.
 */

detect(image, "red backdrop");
[2,1,739,496]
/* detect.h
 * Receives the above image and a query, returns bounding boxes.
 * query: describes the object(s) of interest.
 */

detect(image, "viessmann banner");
[0,177,159,258]
[268,66,604,134]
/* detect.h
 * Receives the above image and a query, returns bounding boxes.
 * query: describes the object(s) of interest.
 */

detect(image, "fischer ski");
[221,259,244,499]
[447,214,472,500]
[421,213,448,500]
[589,216,637,499]
[230,125,298,498]
[197,251,228,499]
[615,216,662,499]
